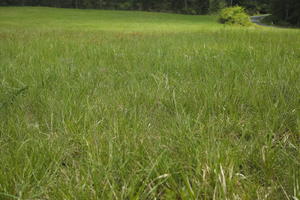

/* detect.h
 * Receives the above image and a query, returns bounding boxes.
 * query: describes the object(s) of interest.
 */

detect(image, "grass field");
[0,7,300,200]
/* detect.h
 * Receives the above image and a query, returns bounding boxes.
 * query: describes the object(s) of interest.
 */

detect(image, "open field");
[0,7,300,200]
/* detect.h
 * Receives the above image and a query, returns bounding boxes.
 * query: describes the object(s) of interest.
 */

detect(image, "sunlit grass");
[0,7,221,32]
[0,6,300,200]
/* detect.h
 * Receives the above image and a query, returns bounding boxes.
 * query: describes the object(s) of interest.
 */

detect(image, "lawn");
[0,7,300,200]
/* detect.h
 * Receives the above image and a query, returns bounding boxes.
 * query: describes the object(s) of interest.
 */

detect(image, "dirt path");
[250,15,274,27]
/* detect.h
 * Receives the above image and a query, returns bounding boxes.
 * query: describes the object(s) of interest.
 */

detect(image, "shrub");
[219,6,252,26]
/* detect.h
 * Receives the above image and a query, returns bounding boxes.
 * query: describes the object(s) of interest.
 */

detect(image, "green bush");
[219,6,252,26]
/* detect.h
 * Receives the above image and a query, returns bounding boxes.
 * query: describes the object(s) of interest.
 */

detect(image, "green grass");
[0,7,300,200]
[0,6,220,32]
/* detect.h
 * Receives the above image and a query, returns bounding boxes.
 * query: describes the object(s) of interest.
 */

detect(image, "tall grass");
[0,7,300,200]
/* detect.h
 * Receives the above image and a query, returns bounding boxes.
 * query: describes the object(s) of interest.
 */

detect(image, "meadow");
[0,7,299,200]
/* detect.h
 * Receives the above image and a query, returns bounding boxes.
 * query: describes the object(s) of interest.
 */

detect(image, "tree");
[209,0,226,13]
[270,0,300,26]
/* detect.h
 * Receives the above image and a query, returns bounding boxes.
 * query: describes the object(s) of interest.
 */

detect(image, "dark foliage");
[0,0,210,14]
[270,0,300,26]
[0,0,271,15]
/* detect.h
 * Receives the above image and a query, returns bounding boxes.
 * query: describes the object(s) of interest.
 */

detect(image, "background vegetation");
[0,6,300,200]
[219,6,251,26]
[1,0,300,26]
[270,0,300,26]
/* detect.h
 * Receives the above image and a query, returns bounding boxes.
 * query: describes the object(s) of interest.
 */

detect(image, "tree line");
[270,0,300,26]
[1,0,299,26]
[2,0,211,14]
